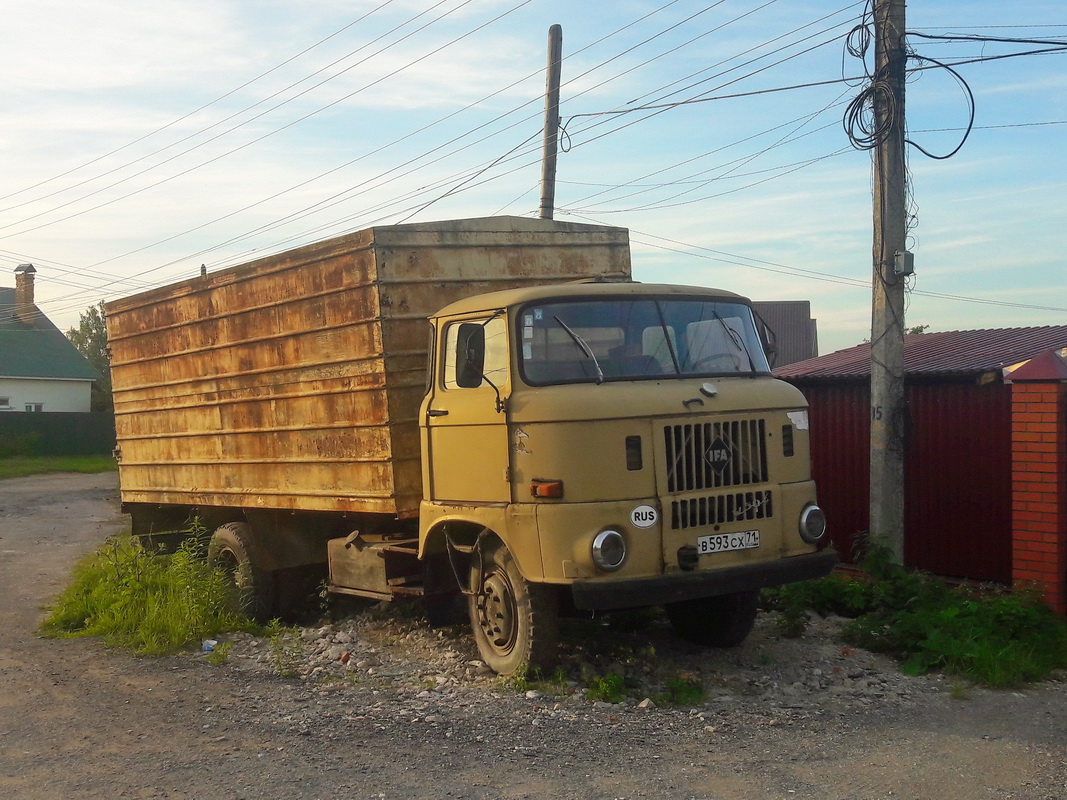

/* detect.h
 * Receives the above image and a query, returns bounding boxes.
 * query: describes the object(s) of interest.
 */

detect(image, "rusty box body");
[105,216,630,520]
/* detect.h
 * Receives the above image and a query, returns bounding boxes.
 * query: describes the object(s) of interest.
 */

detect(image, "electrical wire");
[0,0,401,205]
[89,1,857,270]
[16,0,698,285]
[623,2,864,110]
[0,0,459,218]
[903,54,974,160]
[15,5,1067,325]
[85,0,800,272]
[610,224,1067,314]
[0,0,527,240]
[907,31,1067,47]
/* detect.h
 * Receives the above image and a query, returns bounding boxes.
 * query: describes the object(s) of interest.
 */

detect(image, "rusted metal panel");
[792,378,1011,582]
[105,217,630,518]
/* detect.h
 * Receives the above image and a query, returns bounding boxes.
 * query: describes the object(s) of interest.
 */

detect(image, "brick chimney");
[14,263,36,323]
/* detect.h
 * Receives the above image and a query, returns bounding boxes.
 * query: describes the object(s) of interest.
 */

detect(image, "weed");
[655,675,706,706]
[497,664,553,693]
[762,572,874,637]
[265,619,304,678]
[585,672,626,704]
[40,533,254,655]
[205,641,232,666]
[764,543,1067,687]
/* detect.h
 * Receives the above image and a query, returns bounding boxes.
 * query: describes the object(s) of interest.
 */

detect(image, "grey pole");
[869,0,908,563]
[539,24,563,220]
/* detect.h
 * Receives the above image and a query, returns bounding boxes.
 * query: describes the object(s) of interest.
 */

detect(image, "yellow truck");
[105,216,833,674]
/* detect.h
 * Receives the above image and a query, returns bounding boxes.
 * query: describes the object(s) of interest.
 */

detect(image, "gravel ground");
[3,471,1067,800]
[217,603,944,718]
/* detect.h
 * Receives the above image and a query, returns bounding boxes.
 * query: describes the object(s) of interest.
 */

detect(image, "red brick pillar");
[1010,350,1067,613]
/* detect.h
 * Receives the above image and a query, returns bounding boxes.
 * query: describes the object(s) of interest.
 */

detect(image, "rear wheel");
[665,590,759,647]
[207,522,275,620]
[468,540,559,675]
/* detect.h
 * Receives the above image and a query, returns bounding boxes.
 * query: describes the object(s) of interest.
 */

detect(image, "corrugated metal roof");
[775,325,1067,380]
[0,287,101,382]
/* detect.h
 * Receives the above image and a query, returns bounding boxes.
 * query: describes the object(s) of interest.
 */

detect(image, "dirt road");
[1,471,1066,800]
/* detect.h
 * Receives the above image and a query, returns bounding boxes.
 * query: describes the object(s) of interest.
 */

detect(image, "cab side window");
[443,317,508,390]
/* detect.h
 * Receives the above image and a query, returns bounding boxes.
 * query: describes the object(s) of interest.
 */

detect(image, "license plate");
[696,530,760,555]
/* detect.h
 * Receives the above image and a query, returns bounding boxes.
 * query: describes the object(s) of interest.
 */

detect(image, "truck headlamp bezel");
[591,529,627,572]
[798,504,827,544]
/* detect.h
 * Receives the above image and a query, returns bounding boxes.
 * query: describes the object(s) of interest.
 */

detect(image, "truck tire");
[468,540,559,676]
[665,590,759,648]
[208,522,275,621]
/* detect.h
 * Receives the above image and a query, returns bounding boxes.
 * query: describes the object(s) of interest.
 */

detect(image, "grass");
[585,672,626,703]
[654,675,707,706]
[762,543,1067,687]
[265,619,305,678]
[0,454,117,480]
[40,531,256,656]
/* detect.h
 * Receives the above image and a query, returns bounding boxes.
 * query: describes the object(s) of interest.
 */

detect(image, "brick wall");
[1011,370,1067,613]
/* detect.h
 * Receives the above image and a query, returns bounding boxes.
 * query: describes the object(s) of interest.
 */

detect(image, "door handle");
[427,409,449,417]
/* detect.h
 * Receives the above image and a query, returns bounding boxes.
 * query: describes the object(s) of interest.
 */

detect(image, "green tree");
[66,302,112,411]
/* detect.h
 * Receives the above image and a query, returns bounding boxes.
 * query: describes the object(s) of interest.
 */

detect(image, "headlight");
[798,504,827,544]
[591,529,627,572]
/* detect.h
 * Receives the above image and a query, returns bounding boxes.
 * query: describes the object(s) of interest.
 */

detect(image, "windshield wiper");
[709,309,758,376]
[652,300,681,374]
[554,315,604,385]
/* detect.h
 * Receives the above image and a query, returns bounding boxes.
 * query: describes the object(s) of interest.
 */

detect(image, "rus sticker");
[630,504,658,529]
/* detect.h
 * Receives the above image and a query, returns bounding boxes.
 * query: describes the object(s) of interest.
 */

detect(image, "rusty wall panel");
[793,379,1011,582]
[106,218,631,518]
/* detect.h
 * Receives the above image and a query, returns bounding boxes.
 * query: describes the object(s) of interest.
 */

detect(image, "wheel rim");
[213,547,250,612]
[214,547,240,585]
[476,566,517,656]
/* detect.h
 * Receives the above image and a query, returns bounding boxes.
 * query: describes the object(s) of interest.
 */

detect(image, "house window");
[25,403,43,412]
[0,396,10,409]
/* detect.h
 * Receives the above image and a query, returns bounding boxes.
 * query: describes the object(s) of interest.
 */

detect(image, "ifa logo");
[704,436,732,474]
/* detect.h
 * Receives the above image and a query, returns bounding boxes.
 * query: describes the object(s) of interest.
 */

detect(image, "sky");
[1,0,1065,355]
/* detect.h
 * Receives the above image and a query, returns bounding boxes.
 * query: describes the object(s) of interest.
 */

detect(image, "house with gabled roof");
[0,264,100,413]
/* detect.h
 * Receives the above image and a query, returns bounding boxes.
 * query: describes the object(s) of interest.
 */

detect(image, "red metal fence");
[794,378,1012,583]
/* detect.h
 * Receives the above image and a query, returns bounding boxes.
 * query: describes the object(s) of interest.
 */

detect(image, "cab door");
[423,315,511,503]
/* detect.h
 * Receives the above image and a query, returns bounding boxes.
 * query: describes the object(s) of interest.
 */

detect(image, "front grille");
[671,490,773,530]
[664,419,768,492]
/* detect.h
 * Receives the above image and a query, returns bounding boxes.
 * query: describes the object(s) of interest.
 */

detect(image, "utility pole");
[539,24,563,220]
[869,0,908,563]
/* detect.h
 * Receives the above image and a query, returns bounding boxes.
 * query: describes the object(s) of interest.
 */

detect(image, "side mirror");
[455,323,485,388]
[753,315,777,368]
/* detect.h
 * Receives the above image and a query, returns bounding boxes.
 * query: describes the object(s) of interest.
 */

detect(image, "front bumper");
[570,549,837,611]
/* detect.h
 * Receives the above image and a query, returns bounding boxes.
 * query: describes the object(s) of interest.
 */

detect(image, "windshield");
[518,297,770,386]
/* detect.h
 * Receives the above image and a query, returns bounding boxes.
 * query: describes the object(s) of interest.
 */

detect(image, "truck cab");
[418,282,833,673]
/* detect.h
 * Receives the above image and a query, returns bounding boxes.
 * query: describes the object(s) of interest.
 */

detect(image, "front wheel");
[468,540,559,675]
[665,590,759,647]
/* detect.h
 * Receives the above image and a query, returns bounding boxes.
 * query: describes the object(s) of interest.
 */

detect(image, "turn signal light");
[530,479,564,498]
